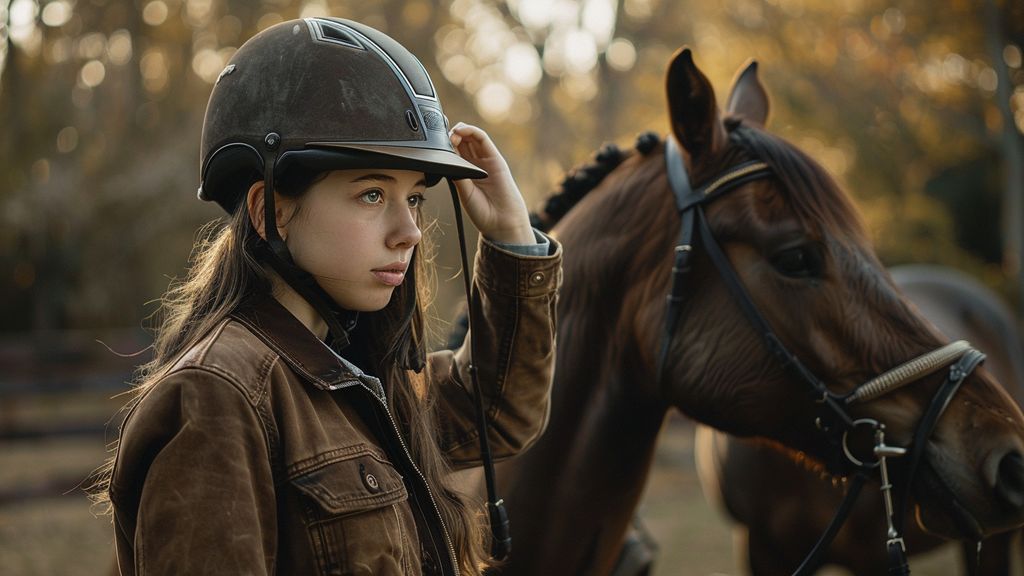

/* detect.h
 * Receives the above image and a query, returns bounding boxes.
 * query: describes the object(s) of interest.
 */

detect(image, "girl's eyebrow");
[350,173,427,188]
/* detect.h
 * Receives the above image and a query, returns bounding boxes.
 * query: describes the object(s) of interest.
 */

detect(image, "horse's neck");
[498,196,674,573]
[504,348,668,574]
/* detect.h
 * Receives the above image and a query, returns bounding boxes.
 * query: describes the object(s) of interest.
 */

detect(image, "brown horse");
[696,265,1024,575]
[452,48,1024,575]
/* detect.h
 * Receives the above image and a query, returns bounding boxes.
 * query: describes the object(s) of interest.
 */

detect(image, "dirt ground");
[0,409,1016,575]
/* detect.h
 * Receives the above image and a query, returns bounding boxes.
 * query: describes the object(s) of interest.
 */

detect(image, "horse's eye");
[771,246,822,278]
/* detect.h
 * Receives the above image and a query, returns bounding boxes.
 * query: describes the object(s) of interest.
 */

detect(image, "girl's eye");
[408,193,425,209]
[360,189,383,204]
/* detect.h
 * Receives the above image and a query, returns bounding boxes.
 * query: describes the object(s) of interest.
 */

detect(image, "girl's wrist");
[484,224,536,246]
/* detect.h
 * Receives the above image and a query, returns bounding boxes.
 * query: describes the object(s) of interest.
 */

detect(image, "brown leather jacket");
[109,237,561,576]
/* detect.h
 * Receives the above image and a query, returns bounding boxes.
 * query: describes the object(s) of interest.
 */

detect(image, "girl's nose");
[387,205,422,249]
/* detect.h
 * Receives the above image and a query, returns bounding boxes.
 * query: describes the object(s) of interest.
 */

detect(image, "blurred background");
[1,0,1022,574]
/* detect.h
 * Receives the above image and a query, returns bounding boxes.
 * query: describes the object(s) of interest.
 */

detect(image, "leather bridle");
[656,128,985,575]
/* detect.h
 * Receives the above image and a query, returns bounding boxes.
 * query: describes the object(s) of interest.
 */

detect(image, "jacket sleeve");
[109,368,277,576]
[430,233,561,468]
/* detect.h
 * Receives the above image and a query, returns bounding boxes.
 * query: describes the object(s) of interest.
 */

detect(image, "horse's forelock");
[727,123,868,248]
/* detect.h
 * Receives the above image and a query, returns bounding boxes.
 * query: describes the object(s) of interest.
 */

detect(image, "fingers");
[448,122,488,141]
[449,122,495,160]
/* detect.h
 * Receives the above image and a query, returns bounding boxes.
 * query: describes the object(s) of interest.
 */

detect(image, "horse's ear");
[666,47,727,162]
[725,59,770,127]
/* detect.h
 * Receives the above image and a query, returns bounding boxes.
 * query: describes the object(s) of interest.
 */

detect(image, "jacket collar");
[231,293,373,394]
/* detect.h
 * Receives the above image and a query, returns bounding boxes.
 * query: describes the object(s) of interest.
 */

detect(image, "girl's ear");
[245,181,269,240]
[245,182,292,241]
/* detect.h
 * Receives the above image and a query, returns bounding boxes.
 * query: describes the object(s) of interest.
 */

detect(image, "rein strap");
[447,180,511,561]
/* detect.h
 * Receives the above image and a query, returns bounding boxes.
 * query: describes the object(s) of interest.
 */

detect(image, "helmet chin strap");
[447,179,511,561]
[258,134,358,353]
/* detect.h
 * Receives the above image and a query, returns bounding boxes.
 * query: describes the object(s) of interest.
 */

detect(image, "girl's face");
[280,168,425,312]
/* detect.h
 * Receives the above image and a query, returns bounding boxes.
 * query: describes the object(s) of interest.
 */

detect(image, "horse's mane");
[530,132,662,233]
[444,120,868,352]
[444,133,661,351]
[532,121,866,246]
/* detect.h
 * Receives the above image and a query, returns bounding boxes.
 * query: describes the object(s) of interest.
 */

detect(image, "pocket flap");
[291,450,407,516]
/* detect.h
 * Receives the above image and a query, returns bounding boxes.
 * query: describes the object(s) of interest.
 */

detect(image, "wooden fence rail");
[0,329,149,503]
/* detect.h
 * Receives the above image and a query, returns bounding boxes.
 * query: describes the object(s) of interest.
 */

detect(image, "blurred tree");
[1,0,1021,335]
[436,0,1024,307]
[985,0,1024,311]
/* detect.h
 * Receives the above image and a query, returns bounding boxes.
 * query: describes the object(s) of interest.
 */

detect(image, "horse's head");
[556,48,1024,540]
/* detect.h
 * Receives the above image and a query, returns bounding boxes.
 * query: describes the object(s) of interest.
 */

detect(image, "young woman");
[99,17,560,576]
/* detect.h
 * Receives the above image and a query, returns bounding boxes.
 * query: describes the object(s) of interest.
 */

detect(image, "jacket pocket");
[291,449,416,575]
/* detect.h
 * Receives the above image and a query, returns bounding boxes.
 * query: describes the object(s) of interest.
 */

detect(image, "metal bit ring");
[842,418,883,469]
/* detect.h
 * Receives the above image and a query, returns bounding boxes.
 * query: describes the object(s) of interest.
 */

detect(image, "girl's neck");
[271,277,329,340]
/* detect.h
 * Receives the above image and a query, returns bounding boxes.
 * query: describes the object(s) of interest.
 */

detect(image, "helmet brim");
[302,142,488,184]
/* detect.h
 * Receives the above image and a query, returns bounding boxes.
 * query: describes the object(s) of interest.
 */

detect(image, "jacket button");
[529,272,545,286]
[364,472,380,492]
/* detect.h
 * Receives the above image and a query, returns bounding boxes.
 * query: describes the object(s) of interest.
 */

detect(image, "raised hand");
[448,122,535,245]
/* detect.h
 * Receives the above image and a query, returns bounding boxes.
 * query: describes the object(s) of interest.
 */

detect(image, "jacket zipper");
[327,362,462,575]
[375,394,461,576]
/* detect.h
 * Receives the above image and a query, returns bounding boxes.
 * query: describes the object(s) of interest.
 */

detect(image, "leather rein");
[656,130,985,575]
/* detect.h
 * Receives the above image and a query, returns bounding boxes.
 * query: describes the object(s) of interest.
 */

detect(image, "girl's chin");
[329,289,396,313]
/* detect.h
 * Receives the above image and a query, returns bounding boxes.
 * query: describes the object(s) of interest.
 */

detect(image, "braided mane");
[530,132,661,233]
[444,132,661,350]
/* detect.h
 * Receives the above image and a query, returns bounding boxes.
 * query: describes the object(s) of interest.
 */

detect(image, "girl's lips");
[372,270,405,286]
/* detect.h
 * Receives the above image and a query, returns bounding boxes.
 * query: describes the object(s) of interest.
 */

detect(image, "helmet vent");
[309,19,363,49]
[422,109,445,132]
[405,110,420,132]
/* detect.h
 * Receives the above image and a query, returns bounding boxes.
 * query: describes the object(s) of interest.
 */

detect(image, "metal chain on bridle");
[656,129,985,576]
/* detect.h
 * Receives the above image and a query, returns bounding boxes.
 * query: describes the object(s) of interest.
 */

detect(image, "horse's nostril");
[994,451,1024,509]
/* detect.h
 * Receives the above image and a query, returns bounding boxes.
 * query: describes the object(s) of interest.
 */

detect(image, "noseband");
[657,130,985,575]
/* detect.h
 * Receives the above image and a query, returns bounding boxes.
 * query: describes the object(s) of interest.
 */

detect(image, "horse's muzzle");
[917,441,1024,540]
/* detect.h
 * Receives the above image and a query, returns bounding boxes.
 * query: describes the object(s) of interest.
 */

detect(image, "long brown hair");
[91,173,489,574]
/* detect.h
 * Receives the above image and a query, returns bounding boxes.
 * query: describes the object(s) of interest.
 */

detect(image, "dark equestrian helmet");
[198,17,487,213]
